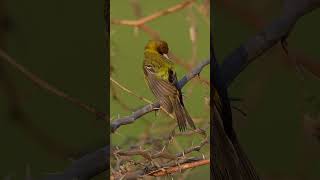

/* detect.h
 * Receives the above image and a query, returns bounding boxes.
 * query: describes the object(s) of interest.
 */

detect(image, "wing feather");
[144,65,177,113]
[143,63,196,131]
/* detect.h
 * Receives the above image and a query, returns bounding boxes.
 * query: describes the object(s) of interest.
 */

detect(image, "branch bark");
[149,159,209,176]
[40,147,108,180]
[211,0,320,180]
[221,0,320,87]
[111,157,208,179]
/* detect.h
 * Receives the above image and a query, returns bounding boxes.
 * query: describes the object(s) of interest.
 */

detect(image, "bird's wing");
[169,69,185,106]
[144,64,178,113]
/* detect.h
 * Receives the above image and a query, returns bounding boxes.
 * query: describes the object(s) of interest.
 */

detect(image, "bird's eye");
[145,65,152,69]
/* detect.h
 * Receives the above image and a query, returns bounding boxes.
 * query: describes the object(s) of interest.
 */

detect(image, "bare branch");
[0,49,105,119]
[211,1,320,180]
[110,77,152,104]
[149,159,209,176]
[110,83,133,111]
[41,147,108,180]
[219,0,320,81]
[111,157,209,179]
[221,0,320,87]
[176,138,208,157]
[111,0,196,26]
[110,77,175,119]
[110,124,208,179]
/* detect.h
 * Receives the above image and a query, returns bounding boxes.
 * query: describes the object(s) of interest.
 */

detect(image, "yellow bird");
[142,40,196,131]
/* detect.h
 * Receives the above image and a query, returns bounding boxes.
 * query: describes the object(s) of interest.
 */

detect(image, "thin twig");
[110,77,152,104]
[111,83,133,111]
[111,0,196,26]
[0,49,105,119]
[110,77,175,119]
[176,138,208,157]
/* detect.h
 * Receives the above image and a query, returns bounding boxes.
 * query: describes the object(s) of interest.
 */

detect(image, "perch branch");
[110,77,175,119]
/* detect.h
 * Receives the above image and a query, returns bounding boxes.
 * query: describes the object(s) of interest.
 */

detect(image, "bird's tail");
[171,96,196,131]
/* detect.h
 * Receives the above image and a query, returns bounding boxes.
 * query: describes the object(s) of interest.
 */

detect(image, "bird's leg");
[154,107,160,120]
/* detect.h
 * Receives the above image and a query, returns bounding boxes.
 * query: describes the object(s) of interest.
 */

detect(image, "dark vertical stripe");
[105,0,110,179]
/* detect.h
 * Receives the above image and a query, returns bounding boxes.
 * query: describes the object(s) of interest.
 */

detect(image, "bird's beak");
[163,54,170,60]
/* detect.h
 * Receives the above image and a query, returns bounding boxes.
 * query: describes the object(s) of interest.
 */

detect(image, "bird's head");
[144,40,170,59]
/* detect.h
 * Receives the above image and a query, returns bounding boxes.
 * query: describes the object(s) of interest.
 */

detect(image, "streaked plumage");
[143,40,196,131]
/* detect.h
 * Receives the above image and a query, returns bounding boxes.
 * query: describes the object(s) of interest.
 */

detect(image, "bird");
[142,40,196,131]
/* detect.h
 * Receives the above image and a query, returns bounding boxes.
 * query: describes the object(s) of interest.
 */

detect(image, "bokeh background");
[1,0,320,179]
[215,0,320,180]
[0,0,106,179]
[110,0,210,179]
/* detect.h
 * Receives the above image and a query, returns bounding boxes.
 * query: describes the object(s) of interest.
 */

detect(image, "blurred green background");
[0,0,106,179]
[1,0,319,179]
[110,0,210,179]
[215,0,320,180]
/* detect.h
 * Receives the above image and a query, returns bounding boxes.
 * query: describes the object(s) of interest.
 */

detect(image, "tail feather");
[171,96,187,131]
[183,108,196,130]
[171,96,196,131]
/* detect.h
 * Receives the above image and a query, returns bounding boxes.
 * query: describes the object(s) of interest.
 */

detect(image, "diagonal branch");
[110,59,209,132]
[110,77,152,104]
[111,0,195,26]
[110,77,175,119]
[220,0,320,87]
[0,49,105,119]
[212,0,320,179]
[149,159,209,176]
[40,147,108,180]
